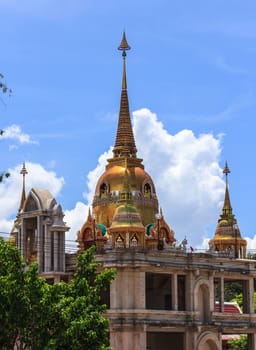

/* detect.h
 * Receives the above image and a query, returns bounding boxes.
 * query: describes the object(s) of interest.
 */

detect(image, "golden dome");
[93,163,158,227]
[95,165,156,194]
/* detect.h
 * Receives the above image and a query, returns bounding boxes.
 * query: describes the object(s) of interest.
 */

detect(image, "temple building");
[10,33,256,350]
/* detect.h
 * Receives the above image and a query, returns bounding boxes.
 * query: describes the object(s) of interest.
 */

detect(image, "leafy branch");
[0,73,12,182]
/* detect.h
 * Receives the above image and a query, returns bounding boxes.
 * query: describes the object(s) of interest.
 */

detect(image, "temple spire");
[222,161,233,218]
[112,32,137,159]
[19,162,28,212]
[209,161,247,258]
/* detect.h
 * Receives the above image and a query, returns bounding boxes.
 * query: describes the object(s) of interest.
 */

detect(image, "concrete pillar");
[248,333,256,350]
[53,231,59,271]
[37,216,43,272]
[110,329,146,350]
[172,273,178,310]
[243,278,254,314]
[209,274,215,312]
[185,271,194,311]
[185,330,196,350]
[110,269,145,309]
[21,218,26,260]
[248,278,255,314]
[220,277,224,313]
[59,232,65,272]
[17,225,21,250]
[134,271,145,308]
[44,226,51,272]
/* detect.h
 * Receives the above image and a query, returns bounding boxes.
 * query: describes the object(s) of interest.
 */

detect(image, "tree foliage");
[0,238,116,349]
[0,73,12,95]
[0,73,11,182]
[227,334,247,350]
[224,281,243,301]
[227,292,256,349]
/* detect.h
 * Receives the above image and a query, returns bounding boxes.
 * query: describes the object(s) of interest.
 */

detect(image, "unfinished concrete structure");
[12,34,256,349]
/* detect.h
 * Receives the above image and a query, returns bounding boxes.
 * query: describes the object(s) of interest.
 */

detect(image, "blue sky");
[1,0,256,248]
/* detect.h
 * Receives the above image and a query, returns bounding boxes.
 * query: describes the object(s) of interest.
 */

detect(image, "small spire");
[222,161,232,217]
[19,162,28,212]
[87,207,92,221]
[210,161,246,258]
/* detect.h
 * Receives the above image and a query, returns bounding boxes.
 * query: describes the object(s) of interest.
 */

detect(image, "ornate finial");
[20,162,28,177]
[19,162,28,212]
[118,32,131,90]
[118,32,131,52]
[223,161,230,177]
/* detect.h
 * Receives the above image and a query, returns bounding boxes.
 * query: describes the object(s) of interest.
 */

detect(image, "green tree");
[224,281,243,301]
[0,73,11,182]
[0,237,28,348]
[43,246,116,350]
[227,292,256,350]
[0,238,116,349]
[227,334,247,350]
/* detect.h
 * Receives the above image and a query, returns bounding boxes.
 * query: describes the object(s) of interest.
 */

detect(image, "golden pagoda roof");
[111,32,138,161]
[209,162,247,257]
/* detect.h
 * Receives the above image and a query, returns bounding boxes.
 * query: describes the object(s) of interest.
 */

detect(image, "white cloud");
[0,218,13,239]
[81,108,225,246]
[2,124,36,144]
[132,108,225,246]
[64,201,89,243]
[84,148,113,204]
[1,108,246,249]
[245,235,256,251]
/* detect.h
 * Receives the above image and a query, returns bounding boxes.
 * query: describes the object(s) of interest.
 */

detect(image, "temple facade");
[11,33,256,350]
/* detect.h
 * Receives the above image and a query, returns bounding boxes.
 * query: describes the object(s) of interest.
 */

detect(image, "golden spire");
[112,32,137,159]
[209,161,247,258]
[19,162,28,212]
[222,161,233,219]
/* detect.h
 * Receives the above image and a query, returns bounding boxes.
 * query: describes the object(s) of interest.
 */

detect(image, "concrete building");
[11,33,256,350]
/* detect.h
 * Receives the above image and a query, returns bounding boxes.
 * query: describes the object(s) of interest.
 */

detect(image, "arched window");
[143,183,151,197]
[99,183,108,198]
